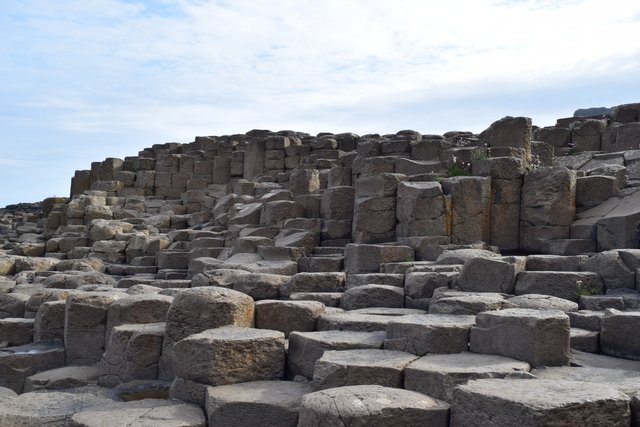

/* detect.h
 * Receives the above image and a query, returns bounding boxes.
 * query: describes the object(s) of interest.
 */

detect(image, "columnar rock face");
[441,177,491,244]
[519,167,576,252]
[2,105,640,424]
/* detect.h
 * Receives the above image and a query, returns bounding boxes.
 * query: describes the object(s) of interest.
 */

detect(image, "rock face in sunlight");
[1,103,640,425]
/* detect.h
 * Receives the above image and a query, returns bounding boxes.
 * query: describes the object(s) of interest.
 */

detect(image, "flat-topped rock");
[255,300,325,337]
[405,352,531,402]
[298,385,450,427]
[507,293,578,312]
[532,366,640,395]
[600,311,640,360]
[206,380,313,427]
[514,271,603,302]
[385,314,476,355]
[340,284,404,310]
[312,348,418,389]
[451,378,630,426]
[470,308,570,367]
[317,312,400,332]
[429,294,513,315]
[0,341,66,393]
[287,330,386,379]
[173,326,285,387]
[25,365,100,391]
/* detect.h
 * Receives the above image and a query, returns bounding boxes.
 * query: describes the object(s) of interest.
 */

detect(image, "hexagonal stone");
[317,312,398,332]
[312,349,418,389]
[205,380,313,426]
[470,308,570,367]
[340,284,404,310]
[429,294,513,315]
[601,311,640,360]
[451,378,630,426]
[384,314,476,356]
[160,287,254,380]
[404,352,530,402]
[255,300,324,337]
[298,385,450,427]
[24,365,100,392]
[173,326,285,387]
[0,342,65,393]
[0,318,34,346]
[287,330,386,379]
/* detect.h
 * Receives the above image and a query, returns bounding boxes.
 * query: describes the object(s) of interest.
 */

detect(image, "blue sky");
[1,0,640,206]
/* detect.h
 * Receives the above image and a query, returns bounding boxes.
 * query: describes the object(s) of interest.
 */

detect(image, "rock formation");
[1,102,640,425]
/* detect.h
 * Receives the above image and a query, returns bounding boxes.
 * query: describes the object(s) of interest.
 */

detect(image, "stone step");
[0,318,34,347]
[570,327,599,353]
[543,238,597,255]
[297,256,344,272]
[0,341,65,393]
[312,246,345,256]
[24,365,100,392]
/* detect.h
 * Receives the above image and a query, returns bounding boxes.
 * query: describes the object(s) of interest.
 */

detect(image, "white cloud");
[1,0,640,205]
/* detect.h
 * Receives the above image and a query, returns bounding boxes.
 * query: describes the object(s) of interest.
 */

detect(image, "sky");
[1,0,640,207]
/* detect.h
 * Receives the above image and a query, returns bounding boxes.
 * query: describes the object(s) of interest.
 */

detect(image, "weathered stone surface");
[0,342,65,393]
[525,254,587,271]
[24,365,100,391]
[255,300,325,337]
[317,312,399,332]
[98,322,164,386]
[451,378,630,427]
[205,380,313,427]
[582,250,636,290]
[287,330,386,379]
[441,177,491,244]
[173,326,285,386]
[600,311,640,360]
[429,294,512,315]
[65,292,123,366]
[233,273,290,300]
[404,352,530,402]
[298,385,450,427]
[507,294,578,312]
[344,244,414,274]
[514,271,603,302]
[312,349,418,389]
[520,167,576,251]
[455,257,521,294]
[470,308,570,367]
[340,284,404,310]
[0,293,29,318]
[384,314,475,356]
[281,272,345,297]
[105,294,172,343]
[160,287,254,380]
[0,318,34,346]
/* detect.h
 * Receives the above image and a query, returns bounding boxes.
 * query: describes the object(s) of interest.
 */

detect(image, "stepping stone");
[317,312,399,332]
[0,318,34,346]
[255,300,324,337]
[346,273,404,289]
[24,365,100,391]
[312,349,418,389]
[281,272,345,297]
[470,308,570,367]
[298,385,450,427]
[514,271,603,302]
[289,292,342,307]
[570,328,599,353]
[507,294,578,312]
[205,380,313,426]
[105,294,172,343]
[451,378,630,426]
[404,352,531,402]
[98,323,165,386]
[65,292,125,366]
[160,287,254,380]
[428,294,512,315]
[287,330,386,379]
[232,273,290,300]
[570,349,640,371]
[567,310,604,331]
[600,311,640,360]
[340,284,404,310]
[173,326,285,387]
[384,314,476,356]
[532,366,640,395]
[0,341,65,393]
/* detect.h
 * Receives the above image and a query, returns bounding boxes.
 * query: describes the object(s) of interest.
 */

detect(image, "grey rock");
[298,385,450,427]
[384,314,475,355]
